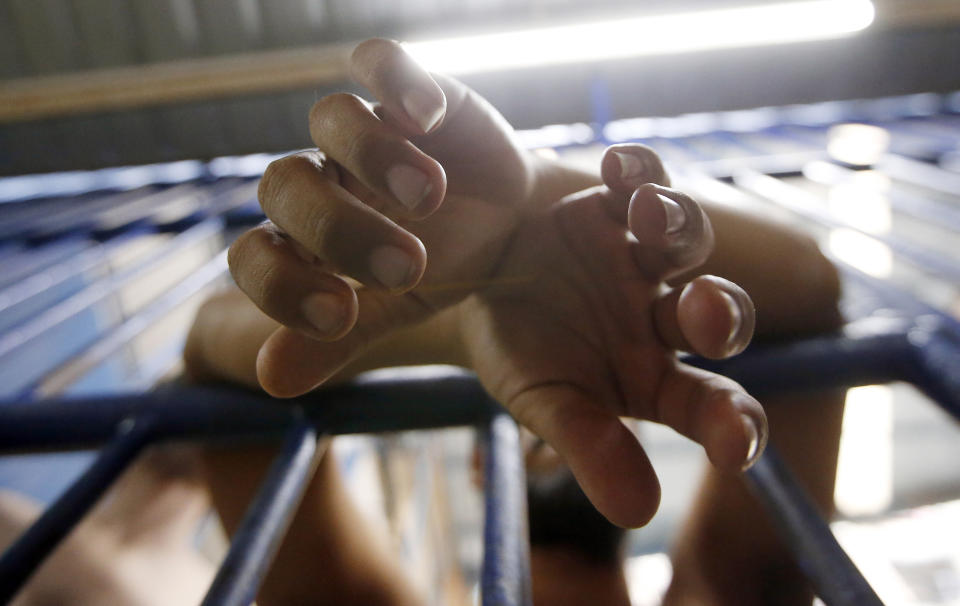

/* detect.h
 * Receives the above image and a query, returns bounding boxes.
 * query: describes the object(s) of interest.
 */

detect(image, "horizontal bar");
[0,218,223,362]
[878,153,960,197]
[745,446,884,606]
[734,169,960,283]
[0,233,137,321]
[688,316,920,394]
[0,368,501,452]
[5,314,959,452]
[801,160,960,234]
[480,414,532,606]
[909,319,960,422]
[0,417,155,602]
[201,421,319,606]
[27,250,228,398]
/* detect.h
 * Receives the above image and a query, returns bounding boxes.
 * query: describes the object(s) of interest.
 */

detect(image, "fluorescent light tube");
[405,0,875,75]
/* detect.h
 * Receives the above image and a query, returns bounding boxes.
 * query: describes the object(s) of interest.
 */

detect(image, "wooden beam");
[0,42,355,123]
[1,0,958,125]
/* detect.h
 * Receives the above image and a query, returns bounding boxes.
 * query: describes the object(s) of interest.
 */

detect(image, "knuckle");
[258,153,320,216]
[343,127,381,166]
[226,229,258,278]
[256,262,287,312]
[309,93,370,138]
[301,200,342,254]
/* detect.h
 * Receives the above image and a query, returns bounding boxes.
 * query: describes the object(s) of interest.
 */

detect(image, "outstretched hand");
[228,38,767,527]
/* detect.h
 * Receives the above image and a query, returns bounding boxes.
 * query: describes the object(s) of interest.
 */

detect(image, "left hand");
[455,146,765,527]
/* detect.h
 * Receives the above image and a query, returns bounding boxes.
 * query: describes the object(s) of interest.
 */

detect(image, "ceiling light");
[405,0,875,75]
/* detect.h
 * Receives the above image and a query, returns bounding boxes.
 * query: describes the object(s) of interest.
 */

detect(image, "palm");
[462,190,668,429]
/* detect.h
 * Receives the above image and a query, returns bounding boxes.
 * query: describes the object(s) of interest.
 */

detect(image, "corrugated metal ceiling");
[1,0,958,176]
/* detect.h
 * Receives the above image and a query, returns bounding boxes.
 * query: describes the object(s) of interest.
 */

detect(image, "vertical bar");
[0,416,155,602]
[201,420,319,606]
[745,446,885,606]
[480,413,532,606]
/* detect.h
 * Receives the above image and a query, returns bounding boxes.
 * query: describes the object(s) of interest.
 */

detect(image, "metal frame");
[2,307,959,604]
[2,91,960,605]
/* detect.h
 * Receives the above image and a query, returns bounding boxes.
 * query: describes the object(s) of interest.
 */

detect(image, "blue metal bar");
[745,446,884,606]
[24,250,228,398]
[909,316,960,423]
[201,421,319,606]
[733,169,960,283]
[0,416,155,602]
[1,314,957,451]
[800,160,960,235]
[0,237,92,291]
[7,187,157,241]
[877,153,960,198]
[480,413,532,606]
[0,218,223,362]
[0,369,501,452]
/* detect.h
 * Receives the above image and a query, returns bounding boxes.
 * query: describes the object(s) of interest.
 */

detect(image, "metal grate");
[1,91,960,604]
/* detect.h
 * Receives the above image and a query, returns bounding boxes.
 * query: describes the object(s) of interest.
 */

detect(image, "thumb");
[509,384,661,528]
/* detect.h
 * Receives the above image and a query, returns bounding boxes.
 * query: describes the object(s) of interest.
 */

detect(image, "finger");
[597,144,670,223]
[228,221,359,340]
[647,364,767,472]
[509,384,661,528]
[601,144,671,192]
[255,287,435,397]
[653,275,755,359]
[350,38,447,136]
[308,93,446,218]
[628,184,715,281]
[257,151,426,291]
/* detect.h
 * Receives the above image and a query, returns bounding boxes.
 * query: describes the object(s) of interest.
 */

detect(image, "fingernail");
[370,245,417,289]
[386,164,432,210]
[720,291,743,349]
[613,150,649,181]
[301,292,344,336]
[659,194,686,234]
[402,89,444,133]
[740,413,762,470]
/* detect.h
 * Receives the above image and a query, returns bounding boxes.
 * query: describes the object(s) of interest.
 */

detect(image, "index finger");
[350,38,447,136]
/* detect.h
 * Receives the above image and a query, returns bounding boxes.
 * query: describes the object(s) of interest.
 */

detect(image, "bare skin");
[223,38,766,528]
[185,38,844,606]
[0,449,213,606]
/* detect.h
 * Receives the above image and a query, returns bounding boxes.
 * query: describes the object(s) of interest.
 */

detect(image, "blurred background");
[1,1,960,605]
[0,0,958,175]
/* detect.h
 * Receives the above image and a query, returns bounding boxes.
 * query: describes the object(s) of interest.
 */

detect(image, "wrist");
[528,152,602,210]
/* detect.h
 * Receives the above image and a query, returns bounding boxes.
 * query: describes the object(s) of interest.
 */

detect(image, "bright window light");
[405,0,875,75]
[828,228,893,278]
[834,385,894,517]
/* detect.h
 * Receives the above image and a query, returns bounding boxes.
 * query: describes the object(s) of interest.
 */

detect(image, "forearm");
[529,154,602,209]
[184,286,470,389]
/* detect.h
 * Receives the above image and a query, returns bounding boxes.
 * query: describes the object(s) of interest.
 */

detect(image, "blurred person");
[0,447,214,605]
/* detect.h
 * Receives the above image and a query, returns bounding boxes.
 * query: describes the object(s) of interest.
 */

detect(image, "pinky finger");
[649,363,768,472]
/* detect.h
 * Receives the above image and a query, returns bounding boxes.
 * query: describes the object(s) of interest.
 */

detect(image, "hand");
[229,38,557,395]
[457,148,764,527]
[227,39,766,527]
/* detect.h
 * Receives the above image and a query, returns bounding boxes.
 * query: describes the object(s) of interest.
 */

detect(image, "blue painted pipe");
[0,416,155,602]
[746,447,885,606]
[0,369,501,452]
[480,413,532,606]
[201,420,319,606]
